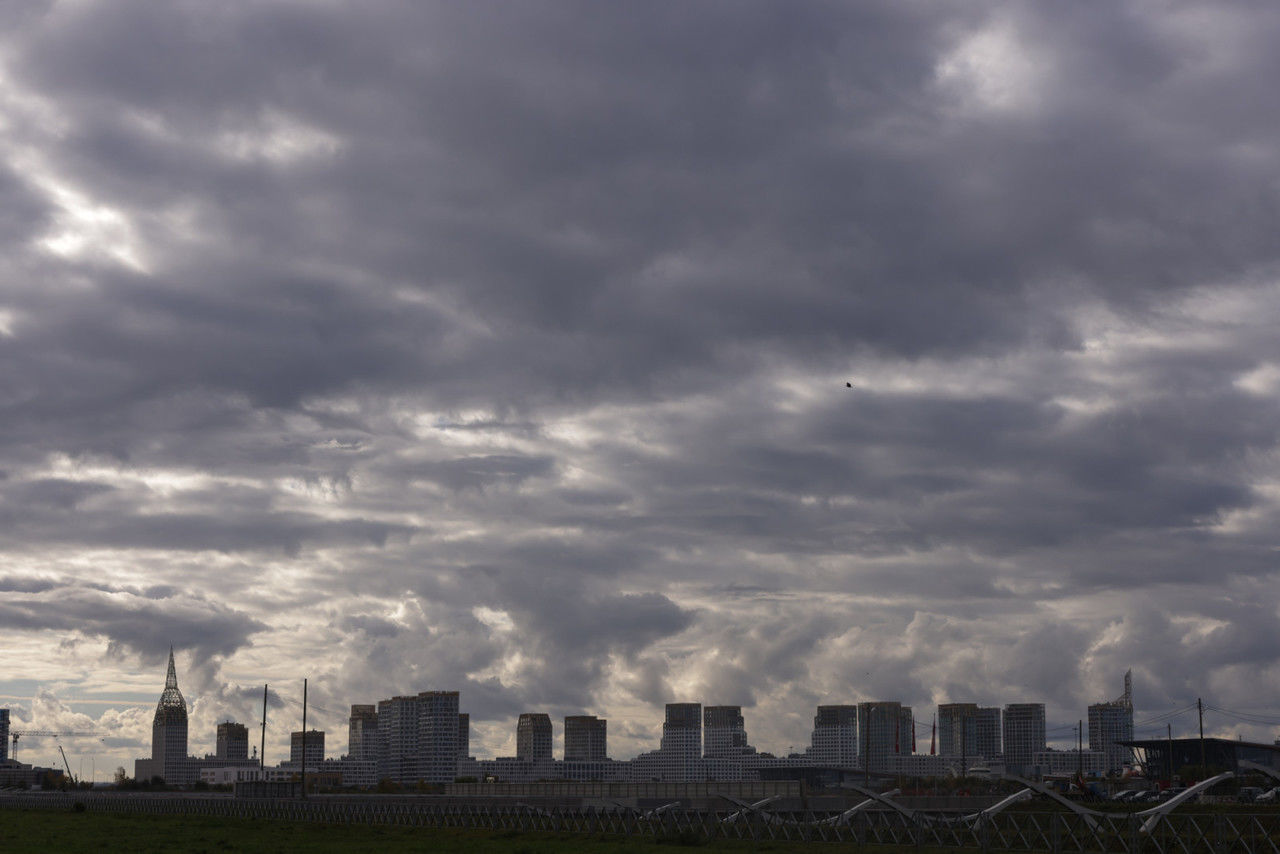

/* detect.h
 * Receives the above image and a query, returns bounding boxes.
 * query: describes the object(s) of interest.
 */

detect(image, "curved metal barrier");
[6,788,1280,851]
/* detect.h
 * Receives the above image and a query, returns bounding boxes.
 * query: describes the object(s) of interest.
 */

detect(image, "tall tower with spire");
[150,646,189,782]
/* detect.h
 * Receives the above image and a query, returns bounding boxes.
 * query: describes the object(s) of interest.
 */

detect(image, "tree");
[113,767,128,786]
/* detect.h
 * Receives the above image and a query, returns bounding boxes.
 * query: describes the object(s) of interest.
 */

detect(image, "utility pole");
[863,706,870,787]
[301,678,308,799]
[1077,720,1083,778]
[1197,697,1206,777]
[260,684,268,774]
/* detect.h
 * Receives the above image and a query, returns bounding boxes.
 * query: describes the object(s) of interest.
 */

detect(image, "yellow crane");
[10,730,99,761]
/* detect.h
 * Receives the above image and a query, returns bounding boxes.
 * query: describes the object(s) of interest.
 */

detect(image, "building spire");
[165,645,178,690]
[154,644,188,726]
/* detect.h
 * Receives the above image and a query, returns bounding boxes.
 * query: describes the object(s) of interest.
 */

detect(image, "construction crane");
[56,744,75,784]
[10,730,99,761]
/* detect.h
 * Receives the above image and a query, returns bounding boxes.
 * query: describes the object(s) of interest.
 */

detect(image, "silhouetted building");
[291,730,325,770]
[938,703,1001,767]
[659,703,702,779]
[517,713,553,761]
[564,715,607,761]
[703,706,749,757]
[1121,737,1280,778]
[976,707,1001,761]
[1002,703,1046,774]
[348,705,378,761]
[857,702,913,773]
[1089,671,1135,773]
[938,703,978,759]
[458,712,470,759]
[216,722,249,761]
[134,648,189,783]
[375,695,419,783]
[374,690,461,785]
[0,708,8,764]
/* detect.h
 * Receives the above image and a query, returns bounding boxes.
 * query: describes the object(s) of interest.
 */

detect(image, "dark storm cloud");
[0,578,265,661]
[2,0,1280,759]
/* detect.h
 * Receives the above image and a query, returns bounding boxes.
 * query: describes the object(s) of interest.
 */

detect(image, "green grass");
[0,809,952,854]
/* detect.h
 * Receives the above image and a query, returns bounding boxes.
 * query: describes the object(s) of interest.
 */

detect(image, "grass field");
[0,808,926,853]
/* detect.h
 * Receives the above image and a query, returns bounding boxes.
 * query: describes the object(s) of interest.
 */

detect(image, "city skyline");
[3,2,1280,783]
[2,655,1267,779]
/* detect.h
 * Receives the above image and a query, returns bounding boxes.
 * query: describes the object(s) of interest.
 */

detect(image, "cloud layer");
[2,0,1280,769]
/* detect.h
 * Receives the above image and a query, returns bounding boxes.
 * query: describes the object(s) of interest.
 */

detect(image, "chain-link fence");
[4,793,1280,852]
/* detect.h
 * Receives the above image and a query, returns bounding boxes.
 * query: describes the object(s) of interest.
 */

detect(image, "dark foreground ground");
[0,809,939,854]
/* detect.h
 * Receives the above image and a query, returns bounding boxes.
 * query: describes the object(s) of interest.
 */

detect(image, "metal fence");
[4,794,1280,852]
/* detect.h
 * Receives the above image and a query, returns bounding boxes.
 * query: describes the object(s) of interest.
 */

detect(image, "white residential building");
[809,705,858,767]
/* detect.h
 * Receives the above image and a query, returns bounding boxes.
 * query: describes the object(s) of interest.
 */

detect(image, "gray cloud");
[0,578,266,662]
[1,0,1279,764]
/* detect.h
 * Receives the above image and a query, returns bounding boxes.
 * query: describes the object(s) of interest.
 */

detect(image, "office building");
[857,702,913,774]
[809,705,858,767]
[0,708,8,763]
[938,703,1001,766]
[216,721,249,761]
[938,703,978,759]
[1002,703,1046,774]
[348,705,378,761]
[291,730,325,770]
[564,715,607,761]
[458,712,470,759]
[517,713,553,761]
[976,707,1001,761]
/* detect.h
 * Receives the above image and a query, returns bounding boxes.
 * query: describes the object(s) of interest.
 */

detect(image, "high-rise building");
[659,703,702,780]
[976,707,1002,761]
[809,705,859,767]
[348,705,378,761]
[458,712,470,759]
[703,706,749,757]
[1089,671,1135,773]
[517,713,553,761]
[135,649,247,784]
[374,690,462,785]
[937,703,1001,766]
[417,691,461,784]
[150,647,189,782]
[291,730,325,770]
[376,695,419,784]
[564,715,607,761]
[857,702,913,773]
[1002,703,1046,773]
[0,708,9,763]
[216,721,249,761]
[938,703,978,759]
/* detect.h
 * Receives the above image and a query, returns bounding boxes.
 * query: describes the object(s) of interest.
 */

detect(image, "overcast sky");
[3,0,1280,775]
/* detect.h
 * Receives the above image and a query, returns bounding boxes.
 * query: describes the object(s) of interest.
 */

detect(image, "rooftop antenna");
[301,678,308,800]
[260,684,268,774]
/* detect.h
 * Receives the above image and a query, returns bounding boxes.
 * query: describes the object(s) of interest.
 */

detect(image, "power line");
[1204,704,1280,726]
